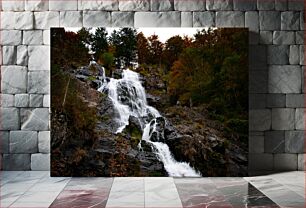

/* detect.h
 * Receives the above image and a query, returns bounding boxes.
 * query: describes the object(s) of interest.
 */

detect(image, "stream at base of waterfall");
[95,63,200,177]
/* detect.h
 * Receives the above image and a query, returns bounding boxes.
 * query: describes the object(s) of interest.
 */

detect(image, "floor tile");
[111,177,144,192]
[145,190,183,208]
[106,191,144,208]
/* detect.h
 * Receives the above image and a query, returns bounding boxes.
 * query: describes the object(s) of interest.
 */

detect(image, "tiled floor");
[1,171,305,208]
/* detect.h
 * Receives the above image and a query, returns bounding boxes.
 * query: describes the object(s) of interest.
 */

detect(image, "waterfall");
[98,68,200,177]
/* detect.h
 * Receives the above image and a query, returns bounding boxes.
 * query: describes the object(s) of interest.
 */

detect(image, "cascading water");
[98,68,200,177]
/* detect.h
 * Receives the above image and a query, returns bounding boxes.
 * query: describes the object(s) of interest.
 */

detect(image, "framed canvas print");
[51,27,248,177]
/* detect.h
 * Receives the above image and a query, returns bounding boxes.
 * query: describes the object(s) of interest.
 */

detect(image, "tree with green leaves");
[92,27,108,60]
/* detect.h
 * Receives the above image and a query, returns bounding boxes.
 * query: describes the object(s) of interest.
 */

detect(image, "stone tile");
[267,45,289,65]
[0,108,20,130]
[233,0,256,10]
[245,11,259,32]
[193,12,215,27]
[174,0,205,11]
[83,11,111,27]
[49,0,77,10]
[295,108,305,130]
[38,131,50,153]
[1,30,22,45]
[257,0,274,10]
[285,130,304,153]
[119,0,150,11]
[275,0,287,11]
[21,108,49,131]
[250,70,268,93]
[273,31,295,45]
[28,71,50,94]
[266,94,286,108]
[25,0,49,11]
[248,153,273,171]
[17,45,28,66]
[300,11,304,30]
[0,131,9,154]
[111,177,144,192]
[112,12,134,27]
[274,154,297,170]
[249,45,267,68]
[23,30,43,45]
[300,45,304,65]
[0,94,15,107]
[295,31,303,44]
[181,12,192,27]
[60,11,83,27]
[260,31,273,44]
[106,192,144,208]
[2,46,17,65]
[216,11,244,27]
[298,154,305,170]
[135,12,180,27]
[1,12,15,29]
[151,0,173,11]
[272,108,295,130]
[78,0,118,10]
[29,94,44,107]
[2,1,24,11]
[249,109,271,131]
[289,45,300,65]
[10,131,38,153]
[3,154,31,170]
[264,131,285,153]
[14,12,34,30]
[288,0,304,10]
[259,11,281,30]
[34,11,60,29]
[43,30,50,45]
[28,46,50,71]
[31,153,50,170]
[15,94,29,107]
[206,0,233,10]
[286,94,304,107]
[249,135,264,153]
[281,11,300,30]
[28,176,70,192]
[43,95,50,107]
[249,94,266,109]
[268,65,301,93]
[1,66,27,94]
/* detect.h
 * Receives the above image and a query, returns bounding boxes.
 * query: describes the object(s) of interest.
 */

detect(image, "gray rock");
[249,94,266,109]
[1,66,27,94]
[289,45,300,65]
[34,11,60,29]
[233,0,256,10]
[274,154,297,170]
[249,153,273,171]
[0,131,9,153]
[266,94,286,108]
[296,31,303,44]
[23,30,43,45]
[288,0,304,10]
[174,0,205,11]
[78,0,118,10]
[206,0,233,10]
[17,45,28,66]
[28,71,50,94]
[49,1,77,10]
[249,109,271,131]
[112,12,134,27]
[259,11,281,30]
[281,11,300,30]
[245,11,259,32]
[216,11,244,27]
[298,154,305,170]
[272,108,295,130]
[0,108,19,130]
[29,94,44,107]
[3,154,31,170]
[83,11,111,27]
[38,131,50,153]
[1,12,15,29]
[135,12,180,27]
[286,94,304,108]
[31,153,50,170]
[249,135,264,153]
[264,131,285,153]
[2,46,16,65]
[275,0,287,10]
[181,12,192,27]
[119,0,150,11]
[0,94,14,107]
[249,70,267,93]
[300,45,304,65]
[193,12,215,27]
[21,108,49,131]
[295,108,304,130]
[273,31,295,45]
[151,0,173,11]
[60,11,82,27]
[28,46,50,71]
[15,94,29,107]
[269,65,301,93]
[2,1,24,11]
[43,95,50,107]
[267,45,288,65]
[14,12,34,30]
[10,131,38,153]
[257,0,274,10]
[1,30,22,45]
[285,131,304,153]
[25,0,49,11]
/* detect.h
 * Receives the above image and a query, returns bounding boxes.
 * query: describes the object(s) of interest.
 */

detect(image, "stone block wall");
[0,0,304,172]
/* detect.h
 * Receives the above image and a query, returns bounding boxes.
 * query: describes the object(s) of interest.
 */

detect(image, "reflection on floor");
[1,171,304,208]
